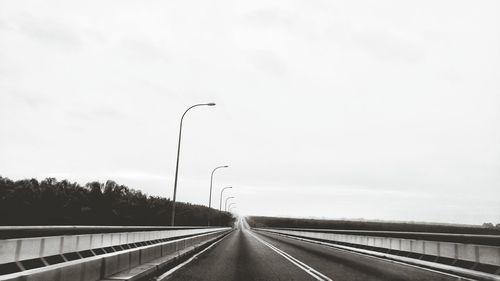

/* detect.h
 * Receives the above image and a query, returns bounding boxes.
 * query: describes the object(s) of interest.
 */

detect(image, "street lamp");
[219,187,232,211]
[209,166,228,209]
[225,196,234,211]
[228,202,236,210]
[170,103,216,226]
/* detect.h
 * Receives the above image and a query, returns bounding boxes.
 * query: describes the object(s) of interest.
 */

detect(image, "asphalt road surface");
[165,221,467,281]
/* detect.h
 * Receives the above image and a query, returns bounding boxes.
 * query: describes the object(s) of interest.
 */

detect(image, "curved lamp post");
[228,202,236,210]
[219,187,232,211]
[225,196,235,211]
[171,103,216,226]
[209,166,228,209]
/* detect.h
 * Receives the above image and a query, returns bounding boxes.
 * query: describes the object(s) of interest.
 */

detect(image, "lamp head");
[207,103,216,106]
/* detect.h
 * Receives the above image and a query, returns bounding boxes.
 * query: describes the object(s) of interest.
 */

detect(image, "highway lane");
[164,226,317,281]
[254,231,464,281]
[165,222,468,281]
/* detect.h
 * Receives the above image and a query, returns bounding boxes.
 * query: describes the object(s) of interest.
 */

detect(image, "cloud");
[109,171,169,181]
[353,30,425,63]
[245,49,288,76]
[0,18,9,30]
[5,89,52,108]
[323,12,426,63]
[121,37,169,62]
[15,13,82,50]
[243,8,299,31]
[67,106,123,121]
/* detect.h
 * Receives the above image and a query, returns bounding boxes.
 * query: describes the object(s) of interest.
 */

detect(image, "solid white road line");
[258,230,487,281]
[246,229,333,281]
[156,231,233,281]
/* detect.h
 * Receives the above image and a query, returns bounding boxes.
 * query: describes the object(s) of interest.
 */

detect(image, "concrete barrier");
[0,228,220,265]
[0,228,230,281]
[256,228,500,270]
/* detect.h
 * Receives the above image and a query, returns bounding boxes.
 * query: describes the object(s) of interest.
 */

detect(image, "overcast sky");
[1,1,499,225]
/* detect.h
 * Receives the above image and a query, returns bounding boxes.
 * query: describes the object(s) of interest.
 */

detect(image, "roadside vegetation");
[247,216,500,235]
[0,176,234,226]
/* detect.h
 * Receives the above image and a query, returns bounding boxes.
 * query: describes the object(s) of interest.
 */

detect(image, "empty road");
[164,220,466,281]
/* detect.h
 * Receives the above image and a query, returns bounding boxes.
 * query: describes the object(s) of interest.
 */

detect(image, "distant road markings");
[246,229,334,281]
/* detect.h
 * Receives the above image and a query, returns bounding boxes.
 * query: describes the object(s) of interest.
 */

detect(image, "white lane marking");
[246,229,333,281]
[259,231,482,281]
[156,231,233,281]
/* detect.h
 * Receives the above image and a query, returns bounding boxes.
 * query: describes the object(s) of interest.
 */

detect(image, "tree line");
[0,176,234,226]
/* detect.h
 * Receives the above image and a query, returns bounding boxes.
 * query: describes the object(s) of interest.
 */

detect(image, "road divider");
[156,230,233,280]
[255,227,500,281]
[0,226,231,281]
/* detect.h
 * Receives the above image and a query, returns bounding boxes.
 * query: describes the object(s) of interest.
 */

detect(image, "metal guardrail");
[0,226,231,281]
[256,227,500,280]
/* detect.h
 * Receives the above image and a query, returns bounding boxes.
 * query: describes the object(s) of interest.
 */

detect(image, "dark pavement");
[166,221,465,281]
[165,226,316,281]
